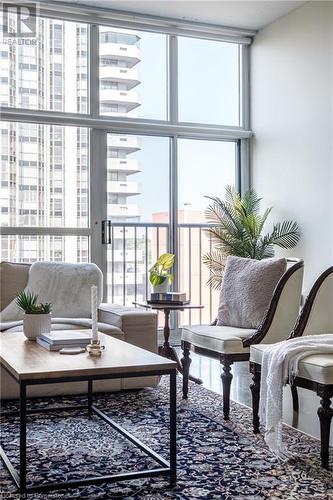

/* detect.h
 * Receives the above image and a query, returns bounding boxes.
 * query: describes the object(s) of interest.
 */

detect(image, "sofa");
[0,261,159,399]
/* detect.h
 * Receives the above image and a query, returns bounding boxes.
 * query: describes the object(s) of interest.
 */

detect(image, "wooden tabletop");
[0,331,177,382]
[133,301,204,311]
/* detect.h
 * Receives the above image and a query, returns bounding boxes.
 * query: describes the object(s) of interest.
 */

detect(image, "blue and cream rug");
[1,378,332,499]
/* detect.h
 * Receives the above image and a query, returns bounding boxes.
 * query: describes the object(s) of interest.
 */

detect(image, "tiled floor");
[175,347,333,445]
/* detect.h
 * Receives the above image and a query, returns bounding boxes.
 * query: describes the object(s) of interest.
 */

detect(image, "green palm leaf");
[203,186,301,289]
[268,220,301,248]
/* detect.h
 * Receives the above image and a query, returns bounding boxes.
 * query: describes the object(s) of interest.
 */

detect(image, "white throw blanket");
[0,262,103,327]
[259,334,333,460]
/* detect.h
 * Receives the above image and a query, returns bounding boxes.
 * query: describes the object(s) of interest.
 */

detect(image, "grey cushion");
[0,262,30,311]
[217,256,287,329]
[250,343,333,385]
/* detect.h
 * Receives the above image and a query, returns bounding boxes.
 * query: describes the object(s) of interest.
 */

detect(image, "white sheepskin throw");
[0,262,103,322]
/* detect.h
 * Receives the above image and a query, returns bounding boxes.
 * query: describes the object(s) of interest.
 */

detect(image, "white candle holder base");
[87,339,105,357]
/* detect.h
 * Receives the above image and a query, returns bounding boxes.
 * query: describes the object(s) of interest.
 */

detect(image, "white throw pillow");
[217,256,287,329]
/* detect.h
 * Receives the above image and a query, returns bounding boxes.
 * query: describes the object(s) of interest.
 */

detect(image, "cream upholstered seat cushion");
[182,325,256,355]
[250,344,333,385]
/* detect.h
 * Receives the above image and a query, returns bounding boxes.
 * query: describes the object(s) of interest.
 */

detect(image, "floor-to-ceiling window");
[0,3,252,325]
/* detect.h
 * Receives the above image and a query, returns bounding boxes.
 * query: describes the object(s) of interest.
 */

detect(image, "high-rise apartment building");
[0,21,143,287]
[100,26,144,303]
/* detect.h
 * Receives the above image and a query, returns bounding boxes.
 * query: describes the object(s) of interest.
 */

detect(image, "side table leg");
[158,309,171,358]
[158,309,202,385]
[170,370,177,485]
[19,382,27,497]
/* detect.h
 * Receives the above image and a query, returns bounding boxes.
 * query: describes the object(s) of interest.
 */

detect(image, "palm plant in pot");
[149,253,175,293]
[16,291,52,340]
[203,186,301,289]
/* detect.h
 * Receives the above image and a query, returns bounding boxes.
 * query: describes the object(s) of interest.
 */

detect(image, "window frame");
[0,4,253,297]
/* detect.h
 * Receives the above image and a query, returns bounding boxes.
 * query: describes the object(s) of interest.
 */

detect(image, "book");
[39,330,91,346]
[147,299,190,306]
[36,337,84,351]
[150,292,187,302]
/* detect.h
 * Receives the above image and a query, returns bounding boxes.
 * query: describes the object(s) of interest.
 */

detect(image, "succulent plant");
[16,290,52,315]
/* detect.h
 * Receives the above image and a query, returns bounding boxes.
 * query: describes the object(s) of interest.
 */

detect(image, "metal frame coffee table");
[0,332,177,496]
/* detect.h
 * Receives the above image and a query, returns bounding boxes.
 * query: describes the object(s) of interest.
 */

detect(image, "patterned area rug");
[1,377,332,499]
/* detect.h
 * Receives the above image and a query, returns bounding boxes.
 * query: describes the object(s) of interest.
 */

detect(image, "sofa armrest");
[98,303,158,353]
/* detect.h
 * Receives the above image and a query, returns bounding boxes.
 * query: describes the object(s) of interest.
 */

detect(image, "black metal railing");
[107,222,218,326]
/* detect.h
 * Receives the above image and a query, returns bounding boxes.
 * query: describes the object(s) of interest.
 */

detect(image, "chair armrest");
[98,303,158,353]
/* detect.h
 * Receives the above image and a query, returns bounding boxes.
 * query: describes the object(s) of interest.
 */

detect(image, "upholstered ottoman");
[250,343,333,469]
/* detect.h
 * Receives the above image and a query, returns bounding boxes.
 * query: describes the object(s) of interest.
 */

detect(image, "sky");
[120,30,239,222]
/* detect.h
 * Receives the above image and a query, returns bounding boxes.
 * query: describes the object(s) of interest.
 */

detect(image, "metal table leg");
[170,370,177,484]
[19,381,27,497]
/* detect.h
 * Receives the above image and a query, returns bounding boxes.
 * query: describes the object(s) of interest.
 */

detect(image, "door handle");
[101,220,112,244]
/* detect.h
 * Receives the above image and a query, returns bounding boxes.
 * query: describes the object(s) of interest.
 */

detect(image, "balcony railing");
[99,43,141,67]
[107,222,218,326]
[107,158,141,174]
[100,66,140,90]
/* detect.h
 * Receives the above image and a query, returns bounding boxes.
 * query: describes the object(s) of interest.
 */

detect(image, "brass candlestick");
[87,338,105,356]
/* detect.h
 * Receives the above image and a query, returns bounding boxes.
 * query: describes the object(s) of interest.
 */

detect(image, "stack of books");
[37,331,92,351]
[149,292,189,305]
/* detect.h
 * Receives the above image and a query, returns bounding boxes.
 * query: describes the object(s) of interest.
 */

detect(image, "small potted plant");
[16,290,52,340]
[149,253,175,293]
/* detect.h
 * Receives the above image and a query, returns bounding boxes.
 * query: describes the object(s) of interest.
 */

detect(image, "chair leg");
[250,368,261,433]
[220,357,233,420]
[181,342,191,399]
[318,391,333,469]
[291,383,299,413]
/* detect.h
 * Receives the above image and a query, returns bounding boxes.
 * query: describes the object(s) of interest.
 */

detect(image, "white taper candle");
[91,285,98,341]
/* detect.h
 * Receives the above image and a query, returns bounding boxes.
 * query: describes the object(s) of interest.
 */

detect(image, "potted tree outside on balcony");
[16,291,52,340]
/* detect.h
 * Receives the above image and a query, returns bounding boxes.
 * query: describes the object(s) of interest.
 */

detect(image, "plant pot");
[23,313,51,340]
[153,279,169,294]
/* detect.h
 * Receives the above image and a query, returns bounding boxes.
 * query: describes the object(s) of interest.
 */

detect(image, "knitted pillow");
[217,256,287,329]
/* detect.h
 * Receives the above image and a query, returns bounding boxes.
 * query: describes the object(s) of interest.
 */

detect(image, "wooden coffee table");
[0,331,177,496]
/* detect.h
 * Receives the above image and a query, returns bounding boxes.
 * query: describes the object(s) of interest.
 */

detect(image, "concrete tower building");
[0,21,143,302]
[99,27,144,303]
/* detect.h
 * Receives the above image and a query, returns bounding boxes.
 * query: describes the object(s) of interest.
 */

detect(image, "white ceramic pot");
[23,313,51,340]
[153,279,169,294]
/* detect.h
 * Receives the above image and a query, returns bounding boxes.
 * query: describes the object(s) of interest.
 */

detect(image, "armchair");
[181,258,304,420]
[0,261,158,399]
[249,266,333,468]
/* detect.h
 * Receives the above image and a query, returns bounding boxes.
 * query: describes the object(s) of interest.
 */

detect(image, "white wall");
[251,1,333,292]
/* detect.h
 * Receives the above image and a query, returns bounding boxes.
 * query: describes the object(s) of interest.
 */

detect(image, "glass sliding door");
[177,139,237,325]
[105,133,170,305]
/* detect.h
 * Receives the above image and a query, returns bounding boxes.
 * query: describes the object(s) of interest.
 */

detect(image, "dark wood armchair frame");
[250,266,333,469]
[181,258,304,420]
